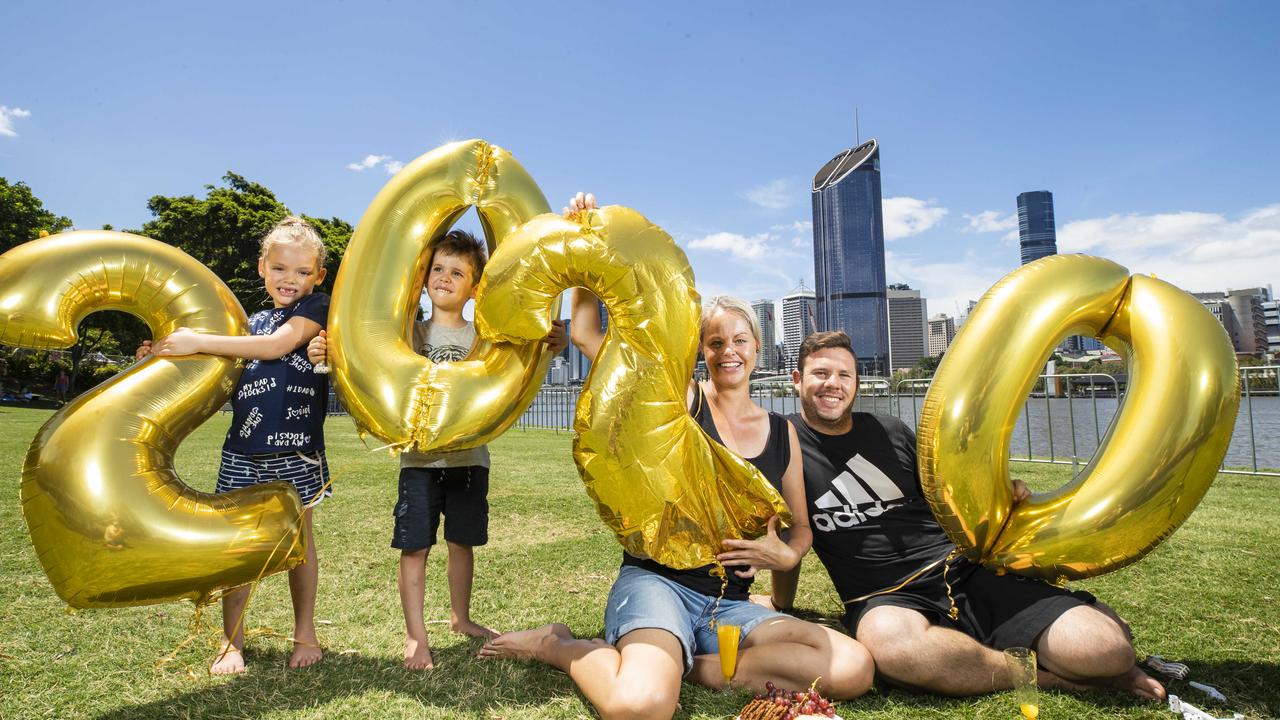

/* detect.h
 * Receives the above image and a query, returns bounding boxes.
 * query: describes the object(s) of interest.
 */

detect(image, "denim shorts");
[604,564,784,674]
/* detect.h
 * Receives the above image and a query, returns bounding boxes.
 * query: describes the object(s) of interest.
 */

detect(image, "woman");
[480,194,872,719]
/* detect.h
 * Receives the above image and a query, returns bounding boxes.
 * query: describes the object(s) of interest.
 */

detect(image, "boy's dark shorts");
[392,466,489,551]
[844,558,1097,650]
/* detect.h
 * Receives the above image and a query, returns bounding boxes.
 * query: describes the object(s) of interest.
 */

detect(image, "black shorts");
[392,466,489,550]
[845,558,1096,650]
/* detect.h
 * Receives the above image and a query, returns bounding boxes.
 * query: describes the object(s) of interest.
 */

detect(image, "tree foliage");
[139,172,351,315]
[0,177,72,253]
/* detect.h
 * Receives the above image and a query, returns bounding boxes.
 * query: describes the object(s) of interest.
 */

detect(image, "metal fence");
[504,365,1280,477]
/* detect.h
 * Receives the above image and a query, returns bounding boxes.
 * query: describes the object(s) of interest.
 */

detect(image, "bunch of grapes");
[752,681,838,719]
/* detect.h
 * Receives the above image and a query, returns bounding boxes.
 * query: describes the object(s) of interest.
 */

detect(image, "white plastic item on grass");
[1167,694,1243,720]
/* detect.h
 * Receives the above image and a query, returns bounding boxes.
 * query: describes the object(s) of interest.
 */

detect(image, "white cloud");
[1057,204,1280,293]
[772,220,813,247]
[347,154,405,174]
[0,106,31,137]
[883,196,948,240]
[743,178,798,210]
[689,231,772,260]
[963,210,1018,234]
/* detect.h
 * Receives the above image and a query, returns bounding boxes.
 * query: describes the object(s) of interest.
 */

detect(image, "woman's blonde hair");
[260,215,326,266]
[701,295,761,349]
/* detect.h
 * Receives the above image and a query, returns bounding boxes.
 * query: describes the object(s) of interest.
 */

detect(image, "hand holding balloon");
[716,516,797,579]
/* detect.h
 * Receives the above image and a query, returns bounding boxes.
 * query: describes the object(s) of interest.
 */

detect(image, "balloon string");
[842,550,960,612]
[156,465,343,675]
[707,562,729,630]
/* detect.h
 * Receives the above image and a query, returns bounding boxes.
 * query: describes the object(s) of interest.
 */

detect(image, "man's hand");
[307,330,328,366]
[562,192,597,218]
[134,340,153,362]
[715,516,798,578]
[152,328,202,357]
[544,320,568,354]
[1012,478,1031,505]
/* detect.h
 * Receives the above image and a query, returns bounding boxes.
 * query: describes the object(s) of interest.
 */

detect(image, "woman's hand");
[544,319,568,354]
[307,330,328,366]
[562,192,597,218]
[152,328,203,357]
[715,515,799,578]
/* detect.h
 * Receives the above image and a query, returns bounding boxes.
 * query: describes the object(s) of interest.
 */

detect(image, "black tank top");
[621,384,792,600]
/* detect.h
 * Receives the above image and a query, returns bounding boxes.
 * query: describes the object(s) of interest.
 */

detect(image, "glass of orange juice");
[1003,647,1039,719]
[717,623,742,690]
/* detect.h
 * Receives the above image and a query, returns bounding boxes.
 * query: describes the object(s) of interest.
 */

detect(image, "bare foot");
[452,619,499,640]
[750,593,778,611]
[404,635,434,670]
[1040,666,1165,701]
[478,623,575,661]
[210,644,246,675]
[289,629,323,669]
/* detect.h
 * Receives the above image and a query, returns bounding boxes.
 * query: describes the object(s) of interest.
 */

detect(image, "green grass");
[0,406,1276,719]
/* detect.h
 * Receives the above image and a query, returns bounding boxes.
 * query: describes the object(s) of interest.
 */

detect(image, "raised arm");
[153,316,323,362]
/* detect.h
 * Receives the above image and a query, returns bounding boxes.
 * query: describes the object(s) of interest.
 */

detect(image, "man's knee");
[1041,605,1135,677]
[600,683,678,720]
[856,606,929,673]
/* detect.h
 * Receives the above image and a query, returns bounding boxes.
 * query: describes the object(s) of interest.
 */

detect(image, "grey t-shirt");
[399,319,491,469]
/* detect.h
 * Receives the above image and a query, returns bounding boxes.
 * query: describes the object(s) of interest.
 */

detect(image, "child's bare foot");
[479,623,582,661]
[404,635,434,670]
[289,629,323,669]
[210,644,246,675]
[451,618,499,640]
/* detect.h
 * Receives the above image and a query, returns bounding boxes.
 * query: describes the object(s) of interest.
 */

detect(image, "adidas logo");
[812,454,906,531]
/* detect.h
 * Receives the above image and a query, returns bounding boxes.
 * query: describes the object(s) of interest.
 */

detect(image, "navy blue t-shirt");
[224,292,329,454]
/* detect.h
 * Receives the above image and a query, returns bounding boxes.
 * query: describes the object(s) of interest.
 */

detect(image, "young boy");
[149,216,330,674]
[310,230,564,670]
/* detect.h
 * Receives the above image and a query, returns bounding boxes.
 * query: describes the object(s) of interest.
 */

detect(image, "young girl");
[151,216,331,674]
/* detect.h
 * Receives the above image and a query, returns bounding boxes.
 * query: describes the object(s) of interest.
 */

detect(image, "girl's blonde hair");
[261,215,326,266]
[701,295,761,349]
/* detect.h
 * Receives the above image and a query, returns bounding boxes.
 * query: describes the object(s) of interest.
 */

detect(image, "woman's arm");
[569,288,605,361]
[715,424,812,576]
[153,316,323,361]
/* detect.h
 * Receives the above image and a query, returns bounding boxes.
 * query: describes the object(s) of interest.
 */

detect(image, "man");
[783,330,1164,698]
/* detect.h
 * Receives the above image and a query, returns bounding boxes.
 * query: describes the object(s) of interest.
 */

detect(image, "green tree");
[139,173,350,314]
[0,177,72,253]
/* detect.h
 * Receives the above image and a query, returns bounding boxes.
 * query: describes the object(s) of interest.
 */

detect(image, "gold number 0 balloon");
[917,254,1239,583]
[475,206,790,569]
[0,231,305,608]
[329,140,557,451]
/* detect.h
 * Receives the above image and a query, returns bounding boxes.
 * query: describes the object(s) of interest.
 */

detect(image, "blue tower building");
[811,138,889,377]
[1017,190,1058,265]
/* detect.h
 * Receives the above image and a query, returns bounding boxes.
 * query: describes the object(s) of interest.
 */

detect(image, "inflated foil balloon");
[917,254,1239,583]
[0,231,306,608]
[475,206,790,569]
[328,139,558,452]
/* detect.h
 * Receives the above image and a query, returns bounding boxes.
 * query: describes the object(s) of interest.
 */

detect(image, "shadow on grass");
[90,641,584,720]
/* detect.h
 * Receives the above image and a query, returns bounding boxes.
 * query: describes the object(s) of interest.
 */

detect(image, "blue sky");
[3,2,1278,321]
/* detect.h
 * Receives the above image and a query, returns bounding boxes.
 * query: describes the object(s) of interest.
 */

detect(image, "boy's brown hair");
[431,230,487,283]
[797,330,858,373]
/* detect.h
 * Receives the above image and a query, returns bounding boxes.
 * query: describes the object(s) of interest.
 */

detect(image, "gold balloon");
[917,254,1239,582]
[475,206,790,569]
[328,139,558,452]
[0,231,306,608]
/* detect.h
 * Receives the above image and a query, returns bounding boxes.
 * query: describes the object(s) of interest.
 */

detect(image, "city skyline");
[2,3,1277,332]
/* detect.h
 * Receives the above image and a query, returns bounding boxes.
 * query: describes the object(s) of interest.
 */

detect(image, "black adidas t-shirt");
[787,412,955,604]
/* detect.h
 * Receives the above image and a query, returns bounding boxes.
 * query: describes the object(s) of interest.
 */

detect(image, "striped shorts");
[217,448,332,507]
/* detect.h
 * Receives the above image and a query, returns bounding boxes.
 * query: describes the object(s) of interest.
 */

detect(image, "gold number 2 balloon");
[328,139,557,452]
[0,231,306,608]
[474,206,790,569]
[917,254,1239,582]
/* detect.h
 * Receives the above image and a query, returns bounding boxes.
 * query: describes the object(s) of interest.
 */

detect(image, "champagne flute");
[717,623,742,691]
[1004,647,1039,719]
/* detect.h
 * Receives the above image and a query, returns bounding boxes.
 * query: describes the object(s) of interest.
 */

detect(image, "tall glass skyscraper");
[1017,190,1058,265]
[811,138,888,376]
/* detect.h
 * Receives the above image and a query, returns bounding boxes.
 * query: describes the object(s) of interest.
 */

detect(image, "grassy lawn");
[0,406,1276,719]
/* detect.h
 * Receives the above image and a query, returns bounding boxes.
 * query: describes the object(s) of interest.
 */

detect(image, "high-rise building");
[1263,296,1279,358]
[752,299,779,372]
[811,138,888,376]
[928,314,956,357]
[1195,287,1271,357]
[782,282,816,372]
[1017,191,1058,265]
[886,285,927,371]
